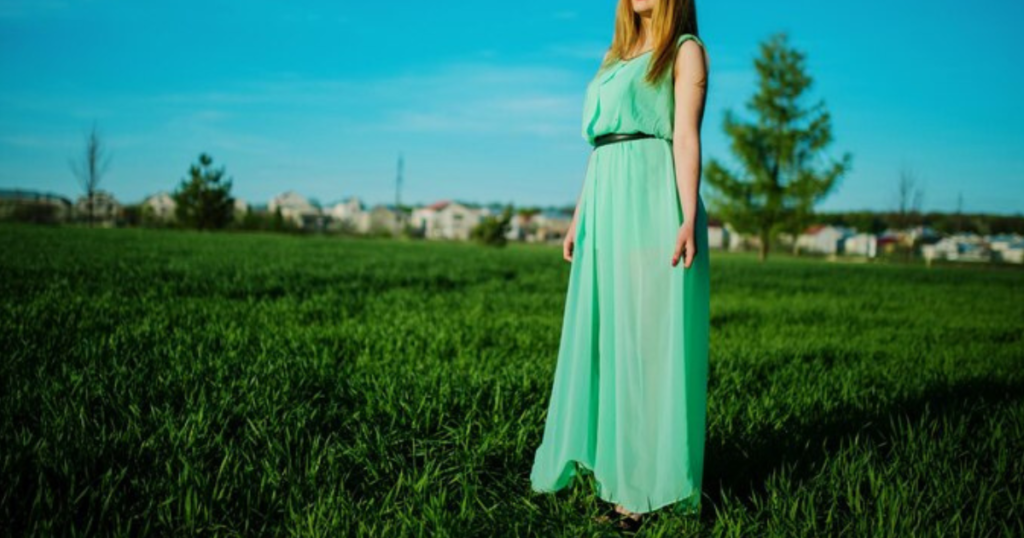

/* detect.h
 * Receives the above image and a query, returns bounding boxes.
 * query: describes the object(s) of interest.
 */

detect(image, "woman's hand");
[563,220,577,262]
[672,221,696,269]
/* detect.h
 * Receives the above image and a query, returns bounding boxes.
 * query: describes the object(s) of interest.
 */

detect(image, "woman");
[529,0,711,529]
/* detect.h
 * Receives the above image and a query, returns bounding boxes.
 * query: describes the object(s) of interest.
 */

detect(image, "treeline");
[815,210,1024,236]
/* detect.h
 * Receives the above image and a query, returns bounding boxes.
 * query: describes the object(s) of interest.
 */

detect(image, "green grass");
[1,222,1022,537]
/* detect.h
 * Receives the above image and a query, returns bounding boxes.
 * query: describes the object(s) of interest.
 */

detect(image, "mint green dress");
[529,33,711,516]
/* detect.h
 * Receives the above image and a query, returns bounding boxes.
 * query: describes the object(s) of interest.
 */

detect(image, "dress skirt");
[529,136,711,515]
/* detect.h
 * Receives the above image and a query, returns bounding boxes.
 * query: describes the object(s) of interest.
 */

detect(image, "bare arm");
[671,40,708,228]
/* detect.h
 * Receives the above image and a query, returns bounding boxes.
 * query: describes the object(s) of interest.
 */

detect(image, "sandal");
[592,504,621,525]
[613,504,645,531]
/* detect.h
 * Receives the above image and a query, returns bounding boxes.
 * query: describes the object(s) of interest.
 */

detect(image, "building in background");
[365,203,405,235]
[141,191,177,222]
[0,189,73,222]
[412,200,486,240]
[530,209,573,243]
[74,190,121,226]
[269,190,321,229]
[707,217,729,249]
[325,196,367,232]
[797,224,855,254]
[843,233,878,258]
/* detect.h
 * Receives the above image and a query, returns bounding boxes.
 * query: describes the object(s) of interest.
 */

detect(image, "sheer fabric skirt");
[529,138,711,515]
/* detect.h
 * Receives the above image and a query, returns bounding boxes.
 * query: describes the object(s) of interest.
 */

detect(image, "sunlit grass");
[1,223,1021,537]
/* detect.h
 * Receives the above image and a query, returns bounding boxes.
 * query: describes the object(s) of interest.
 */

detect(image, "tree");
[172,153,236,231]
[890,165,926,261]
[703,32,852,261]
[892,165,925,230]
[68,121,112,227]
[471,205,513,247]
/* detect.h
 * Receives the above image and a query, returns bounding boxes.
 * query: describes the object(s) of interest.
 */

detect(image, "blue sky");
[1,0,1022,214]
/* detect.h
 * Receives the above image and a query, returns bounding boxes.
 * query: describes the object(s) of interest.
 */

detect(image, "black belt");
[593,132,661,148]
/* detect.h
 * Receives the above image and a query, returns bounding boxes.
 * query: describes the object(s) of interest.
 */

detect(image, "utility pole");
[955,191,964,234]
[395,152,404,235]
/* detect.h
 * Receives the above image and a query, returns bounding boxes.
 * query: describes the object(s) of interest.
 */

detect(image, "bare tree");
[68,121,112,227]
[893,165,925,230]
[893,165,926,261]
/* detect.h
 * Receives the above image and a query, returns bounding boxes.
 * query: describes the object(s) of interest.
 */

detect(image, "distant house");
[843,233,878,258]
[326,196,365,221]
[920,233,1018,264]
[412,200,485,240]
[410,200,446,237]
[995,243,1024,264]
[988,233,1024,264]
[723,222,759,252]
[74,190,121,226]
[365,203,405,235]
[797,224,854,254]
[142,191,177,221]
[707,217,729,249]
[506,212,534,241]
[269,190,320,229]
[905,225,941,245]
[323,196,366,232]
[532,209,573,243]
[0,188,73,222]
[922,234,990,263]
[877,231,900,254]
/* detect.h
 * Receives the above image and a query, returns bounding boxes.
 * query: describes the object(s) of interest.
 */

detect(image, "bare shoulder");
[674,39,708,85]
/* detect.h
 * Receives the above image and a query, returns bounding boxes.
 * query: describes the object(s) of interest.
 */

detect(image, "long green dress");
[529,33,711,516]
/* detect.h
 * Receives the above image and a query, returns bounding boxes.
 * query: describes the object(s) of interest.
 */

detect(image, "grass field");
[1,222,1022,537]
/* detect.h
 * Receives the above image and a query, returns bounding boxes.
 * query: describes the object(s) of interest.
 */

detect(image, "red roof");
[426,200,451,211]
[803,224,827,235]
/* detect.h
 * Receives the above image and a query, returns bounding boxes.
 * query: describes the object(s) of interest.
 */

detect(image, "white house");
[326,196,365,222]
[922,234,991,263]
[988,234,1024,263]
[531,209,573,243]
[707,217,729,249]
[723,222,759,252]
[413,200,485,240]
[74,190,121,225]
[142,191,177,221]
[797,224,855,254]
[506,212,534,241]
[996,244,1024,264]
[365,203,405,235]
[843,233,878,258]
[923,233,1024,264]
[268,190,320,228]
[324,196,366,232]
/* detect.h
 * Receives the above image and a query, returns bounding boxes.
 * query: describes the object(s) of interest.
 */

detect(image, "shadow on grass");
[699,375,1024,524]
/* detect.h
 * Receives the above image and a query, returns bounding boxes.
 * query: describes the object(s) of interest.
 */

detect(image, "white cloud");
[143,60,586,137]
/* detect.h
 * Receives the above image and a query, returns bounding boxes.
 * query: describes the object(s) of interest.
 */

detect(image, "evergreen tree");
[704,32,852,260]
[173,153,236,231]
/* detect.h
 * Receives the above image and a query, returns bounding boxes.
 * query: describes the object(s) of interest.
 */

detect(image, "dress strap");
[676,33,705,50]
[676,33,709,71]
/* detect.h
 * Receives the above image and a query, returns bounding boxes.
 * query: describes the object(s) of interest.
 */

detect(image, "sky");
[1,0,1022,215]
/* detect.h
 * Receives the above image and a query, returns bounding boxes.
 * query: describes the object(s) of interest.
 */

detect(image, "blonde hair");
[600,0,709,87]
